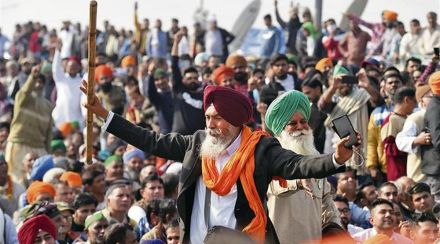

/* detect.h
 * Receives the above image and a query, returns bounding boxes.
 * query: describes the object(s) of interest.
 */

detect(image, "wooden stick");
[86,0,97,165]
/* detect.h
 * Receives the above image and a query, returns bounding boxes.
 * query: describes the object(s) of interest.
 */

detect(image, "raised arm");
[318,76,339,113]
[134,2,141,33]
[265,134,356,179]
[274,0,287,29]
[171,31,184,92]
[80,80,190,161]
[346,13,374,30]
[106,113,190,162]
[52,40,65,83]
[20,66,40,94]
[357,69,383,107]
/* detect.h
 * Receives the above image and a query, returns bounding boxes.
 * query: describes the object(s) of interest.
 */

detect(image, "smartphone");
[434,47,439,58]
[331,115,360,148]
[341,75,357,84]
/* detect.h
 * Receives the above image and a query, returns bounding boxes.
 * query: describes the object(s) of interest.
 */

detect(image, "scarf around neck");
[202,126,269,242]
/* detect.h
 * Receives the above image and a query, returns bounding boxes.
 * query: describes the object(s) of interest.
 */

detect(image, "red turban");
[203,85,252,126]
[27,181,56,204]
[121,55,136,68]
[67,56,80,65]
[212,65,234,85]
[95,65,113,82]
[18,215,57,244]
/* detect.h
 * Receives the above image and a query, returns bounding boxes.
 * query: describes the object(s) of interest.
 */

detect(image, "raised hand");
[334,132,362,165]
[80,80,109,119]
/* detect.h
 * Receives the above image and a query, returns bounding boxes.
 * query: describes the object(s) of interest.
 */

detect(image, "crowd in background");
[0,1,440,243]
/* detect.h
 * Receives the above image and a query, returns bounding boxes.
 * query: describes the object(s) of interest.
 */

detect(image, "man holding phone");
[319,65,382,173]
[421,71,440,204]
[264,90,342,244]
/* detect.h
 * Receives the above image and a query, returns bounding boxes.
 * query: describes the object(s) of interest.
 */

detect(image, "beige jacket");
[268,178,341,244]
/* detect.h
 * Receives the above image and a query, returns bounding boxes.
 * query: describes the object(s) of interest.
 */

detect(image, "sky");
[1,0,439,37]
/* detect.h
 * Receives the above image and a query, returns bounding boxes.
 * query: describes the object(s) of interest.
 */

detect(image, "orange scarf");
[202,126,269,242]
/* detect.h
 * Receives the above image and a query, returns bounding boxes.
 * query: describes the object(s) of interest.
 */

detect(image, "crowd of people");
[0,1,440,244]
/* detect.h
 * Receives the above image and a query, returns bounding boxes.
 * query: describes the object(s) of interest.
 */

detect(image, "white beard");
[277,129,319,156]
[200,127,236,158]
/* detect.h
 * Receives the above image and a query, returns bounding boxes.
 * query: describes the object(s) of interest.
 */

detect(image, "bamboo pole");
[86,0,97,165]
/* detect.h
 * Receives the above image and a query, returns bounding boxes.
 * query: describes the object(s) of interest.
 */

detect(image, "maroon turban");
[203,85,252,126]
[18,215,57,244]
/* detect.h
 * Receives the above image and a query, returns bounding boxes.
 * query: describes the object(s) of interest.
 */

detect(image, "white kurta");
[52,49,84,128]
[190,133,241,244]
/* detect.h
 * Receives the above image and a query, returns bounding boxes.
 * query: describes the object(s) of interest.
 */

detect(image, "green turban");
[40,62,52,75]
[154,69,168,80]
[103,155,122,168]
[84,211,106,229]
[333,65,351,77]
[302,22,318,39]
[265,90,311,136]
[51,140,66,153]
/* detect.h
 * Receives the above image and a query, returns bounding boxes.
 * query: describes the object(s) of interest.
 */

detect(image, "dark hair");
[72,193,98,210]
[355,182,376,202]
[371,198,393,210]
[263,14,272,20]
[383,66,400,75]
[383,73,403,84]
[333,194,349,207]
[0,122,10,131]
[146,198,176,224]
[325,19,336,25]
[252,68,265,76]
[414,212,439,225]
[392,86,415,104]
[183,66,198,76]
[379,182,398,193]
[104,223,130,244]
[141,173,164,189]
[166,218,180,231]
[82,169,105,186]
[201,66,213,76]
[367,76,380,88]
[35,74,46,84]
[161,173,179,199]
[335,168,356,181]
[408,182,431,196]
[125,75,139,86]
[302,78,323,91]
[321,222,349,238]
[428,12,437,18]
[269,54,288,66]
[410,19,420,26]
[405,57,422,68]
[105,183,130,199]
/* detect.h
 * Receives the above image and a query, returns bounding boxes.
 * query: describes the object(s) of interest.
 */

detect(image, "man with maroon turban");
[82,82,358,244]
[18,214,57,244]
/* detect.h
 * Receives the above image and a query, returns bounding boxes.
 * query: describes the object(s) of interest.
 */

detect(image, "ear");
[369,215,374,226]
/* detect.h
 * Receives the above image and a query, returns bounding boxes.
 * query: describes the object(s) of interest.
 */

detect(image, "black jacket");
[106,114,343,244]
[421,95,440,176]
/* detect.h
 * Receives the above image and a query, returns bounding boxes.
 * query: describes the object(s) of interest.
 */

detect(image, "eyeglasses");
[185,76,199,80]
[337,208,350,214]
